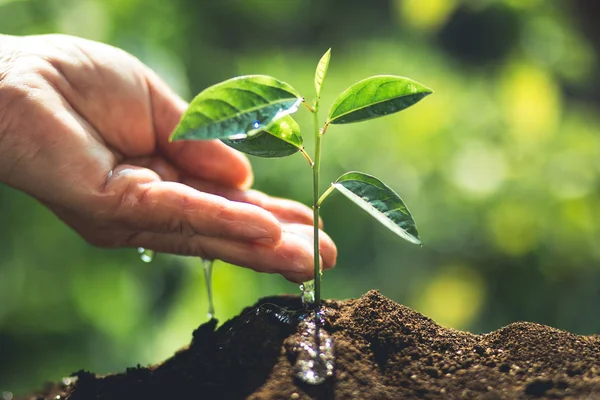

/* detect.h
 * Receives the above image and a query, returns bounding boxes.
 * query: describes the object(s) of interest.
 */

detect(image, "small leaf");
[327,75,433,124]
[332,171,420,245]
[170,75,302,141]
[222,115,302,158]
[314,48,331,99]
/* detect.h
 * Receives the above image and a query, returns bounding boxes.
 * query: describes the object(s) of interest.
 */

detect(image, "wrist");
[0,34,17,183]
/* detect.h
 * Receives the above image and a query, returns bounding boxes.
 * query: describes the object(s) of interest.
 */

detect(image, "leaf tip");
[406,234,422,246]
[168,126,185,142]
[420,83,434,95]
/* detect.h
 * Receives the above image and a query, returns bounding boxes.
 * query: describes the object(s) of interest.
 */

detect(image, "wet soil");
[29,290,600,399]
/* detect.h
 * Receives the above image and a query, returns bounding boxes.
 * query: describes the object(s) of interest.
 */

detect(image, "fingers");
[283,223,337,271]
[123,157,318,227]
[144,68,253,189]
[100,165,281,244]
[167,141,254,189]
[69,161,337,283]
[126,155,180,182]
[126,223,337,283]
[181,177,321,227]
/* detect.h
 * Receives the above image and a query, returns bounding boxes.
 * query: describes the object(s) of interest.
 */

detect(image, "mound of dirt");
[29,290,600,399]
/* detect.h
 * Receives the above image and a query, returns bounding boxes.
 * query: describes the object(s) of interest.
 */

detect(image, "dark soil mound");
[30,290,600,399]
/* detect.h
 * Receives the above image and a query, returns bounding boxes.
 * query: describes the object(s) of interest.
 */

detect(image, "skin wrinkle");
[178,191,215,237]
[0,86,44,186]
[112,173,158,220]
[42,54,124,159]
[179,191,224,238]
[176,214,195,238]
[56,41,127,151]
[0,35,15,84]
[63,40,103,100]
[0,62,24,182]
[1,58,107,200]
[122,230,143,248]
[47,36,155,158]
[43,35,101,100]
[173,193,217,239]
[42,93,119,207]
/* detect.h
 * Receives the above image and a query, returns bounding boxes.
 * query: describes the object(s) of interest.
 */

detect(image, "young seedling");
[168,49,432,384]
[169,49,432,314]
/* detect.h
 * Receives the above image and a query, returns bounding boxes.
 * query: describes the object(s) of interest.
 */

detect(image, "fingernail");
[241,172,254,190]
[280,231,324,274]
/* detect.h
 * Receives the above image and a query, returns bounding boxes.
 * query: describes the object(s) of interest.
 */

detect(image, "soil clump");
[28,290,600,399]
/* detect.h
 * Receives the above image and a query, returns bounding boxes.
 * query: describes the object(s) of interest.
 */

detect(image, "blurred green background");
[2,0,600,395]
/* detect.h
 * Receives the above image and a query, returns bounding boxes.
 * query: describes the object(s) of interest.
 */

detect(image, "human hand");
[0,34,336,283]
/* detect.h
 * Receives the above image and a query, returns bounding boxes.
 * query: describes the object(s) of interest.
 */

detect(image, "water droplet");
[293,313,335,385]
[273,98,303,121]
[202,258,215,319]
[137,247,154,263]
[2,392,13,400]
[228,133,248,140]
[300,280,315,306]
[253,120,260,129]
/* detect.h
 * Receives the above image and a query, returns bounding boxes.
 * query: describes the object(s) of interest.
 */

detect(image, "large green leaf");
[332,171,421,245]
[327,75,433,124]
[170,75,302,141]
[314,48,331,100]
[222,115,302,158]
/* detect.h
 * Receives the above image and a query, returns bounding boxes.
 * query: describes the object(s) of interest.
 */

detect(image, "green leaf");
[222,115,302,158]
[332,171,421,245]
[314,48,331,99]
[170,75,302,141]
[327,75,433,124]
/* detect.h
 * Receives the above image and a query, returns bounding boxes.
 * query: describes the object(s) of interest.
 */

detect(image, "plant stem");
[303,101,315,113]
[312,108,322,308]
[299,147,314,166]
[317,185,335,207]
